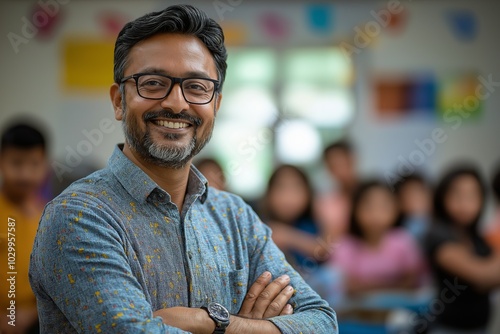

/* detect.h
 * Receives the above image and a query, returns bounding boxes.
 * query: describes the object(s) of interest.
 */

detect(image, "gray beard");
[121,111,213,170]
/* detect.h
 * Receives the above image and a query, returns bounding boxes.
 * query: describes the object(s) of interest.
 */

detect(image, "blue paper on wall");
[307,4,334,34]
[445,9,477,42]
[409,75,437,116]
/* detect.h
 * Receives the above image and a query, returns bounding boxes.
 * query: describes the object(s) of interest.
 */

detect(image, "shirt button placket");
[185,216,200,305]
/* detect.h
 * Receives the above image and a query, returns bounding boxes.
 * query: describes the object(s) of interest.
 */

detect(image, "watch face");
[208,302,230,321]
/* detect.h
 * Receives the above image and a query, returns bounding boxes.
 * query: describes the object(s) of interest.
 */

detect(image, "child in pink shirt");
[331,180,425,295]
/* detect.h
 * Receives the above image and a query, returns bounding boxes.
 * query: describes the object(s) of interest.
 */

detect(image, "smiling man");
[29,5,337,333]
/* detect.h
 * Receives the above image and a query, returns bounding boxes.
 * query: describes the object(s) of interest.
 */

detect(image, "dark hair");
[433,165,486,235]
[264,165,313,222]
[394,173,430,196]
[196,157,223,171]
[323,140,354,161]
[1,123,46,153]
[492,164,500,202]
[195,157,225,180]
[349,180,402,239]
[114,4,227,92]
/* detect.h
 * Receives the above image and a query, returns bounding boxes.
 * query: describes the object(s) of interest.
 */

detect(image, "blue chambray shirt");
[29,145,337,333]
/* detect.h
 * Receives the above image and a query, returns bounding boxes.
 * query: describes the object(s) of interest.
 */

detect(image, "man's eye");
[187,84,205,90]
[185,82,209,91]
[142,80,164,87]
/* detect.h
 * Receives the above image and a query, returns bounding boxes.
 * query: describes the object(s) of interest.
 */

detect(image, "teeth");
[156,120,189,129]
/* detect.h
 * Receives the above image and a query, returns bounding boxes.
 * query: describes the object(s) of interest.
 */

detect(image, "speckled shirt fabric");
[29,144,337,333]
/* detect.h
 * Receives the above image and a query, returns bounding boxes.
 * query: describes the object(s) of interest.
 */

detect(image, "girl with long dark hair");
[426,166,500,333]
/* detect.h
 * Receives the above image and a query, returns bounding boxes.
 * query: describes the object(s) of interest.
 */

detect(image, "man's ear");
[214,92,222,116]
[110,83,124,121]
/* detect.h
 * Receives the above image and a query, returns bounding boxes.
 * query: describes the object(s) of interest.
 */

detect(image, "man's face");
[0,146,47,200]
[113,33,222,168]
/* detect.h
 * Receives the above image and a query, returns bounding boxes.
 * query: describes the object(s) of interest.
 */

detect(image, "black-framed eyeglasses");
[120,73,220,105]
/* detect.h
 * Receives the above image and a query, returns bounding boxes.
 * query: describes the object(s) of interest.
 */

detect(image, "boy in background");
[0,123,48,334]
[314,141,358,242]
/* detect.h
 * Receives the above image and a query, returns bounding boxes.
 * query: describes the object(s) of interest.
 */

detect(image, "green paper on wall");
[438,73,482,121]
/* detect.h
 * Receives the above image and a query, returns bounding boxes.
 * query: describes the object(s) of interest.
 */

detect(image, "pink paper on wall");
[30,1,64,40]
[97,11,130,38]
[259,12,291,43]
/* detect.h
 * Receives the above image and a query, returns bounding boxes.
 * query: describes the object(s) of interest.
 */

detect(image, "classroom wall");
[0,0,498,188]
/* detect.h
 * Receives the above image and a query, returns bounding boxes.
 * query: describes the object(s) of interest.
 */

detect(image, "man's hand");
[238,271,294,319]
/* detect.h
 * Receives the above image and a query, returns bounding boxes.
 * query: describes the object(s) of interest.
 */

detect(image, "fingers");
[239,272,295,319]
[253,274,290,317]
[238,271,272,316]
[263,286,295,318]
[279,304,294,316]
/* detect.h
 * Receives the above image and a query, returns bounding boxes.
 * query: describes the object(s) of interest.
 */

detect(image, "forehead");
[403,180,426,191]
[1,146,45,159]
[364,186,392,200]
[450,175,479,189]
[328,148,350,159]
[125,33,217,78]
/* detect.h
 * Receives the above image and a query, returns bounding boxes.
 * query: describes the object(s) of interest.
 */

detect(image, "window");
[202,47,354,199]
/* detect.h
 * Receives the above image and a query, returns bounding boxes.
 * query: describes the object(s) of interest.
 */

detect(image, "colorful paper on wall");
[374,78,411,117]
[445,9,477,42]
[30,1,64,40]
[385,7,408,34]
[439,73,482,120]
[259,12,291,42]
[374,72,482,121]
[97,11,129,37]
[374,74,437,118]
[62,37,115,90]
[220,22,248,46]
[306,4,334,35]
[409,75,437,116]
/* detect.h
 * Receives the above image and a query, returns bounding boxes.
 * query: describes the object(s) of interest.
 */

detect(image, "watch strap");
[213,327,226,334]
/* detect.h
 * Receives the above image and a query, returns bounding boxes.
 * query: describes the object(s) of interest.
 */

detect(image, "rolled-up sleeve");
[243,204,338,334]
[29,197,189,333]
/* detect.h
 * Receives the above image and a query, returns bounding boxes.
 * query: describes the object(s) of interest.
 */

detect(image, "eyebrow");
[137,67,215,80]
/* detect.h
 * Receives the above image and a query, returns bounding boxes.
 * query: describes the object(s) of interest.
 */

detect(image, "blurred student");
[314,140,358,243]
[395,174,433,244]
[195,157,226,191]
[261,165,329,271]
[332,180,424,296]
[485,165,500,250]
[0,123,48,334]
[426,166,500,334]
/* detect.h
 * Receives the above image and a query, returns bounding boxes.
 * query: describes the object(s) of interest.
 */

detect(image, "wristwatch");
[202,302,230,333]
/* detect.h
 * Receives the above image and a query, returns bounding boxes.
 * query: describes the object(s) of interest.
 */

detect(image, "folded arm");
[154,271,294,333]
[244,204,338,334]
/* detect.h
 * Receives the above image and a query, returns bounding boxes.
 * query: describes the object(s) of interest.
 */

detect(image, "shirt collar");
[108,144,209,204]
[189,162,209,204]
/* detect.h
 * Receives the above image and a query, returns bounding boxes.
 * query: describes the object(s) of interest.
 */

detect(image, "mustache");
[143,110,202,127]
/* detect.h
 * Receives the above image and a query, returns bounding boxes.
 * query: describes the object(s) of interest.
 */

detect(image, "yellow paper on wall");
[63,36,115,90]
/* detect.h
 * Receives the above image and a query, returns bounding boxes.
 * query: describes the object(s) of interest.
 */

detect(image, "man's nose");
[160,83,190,113]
